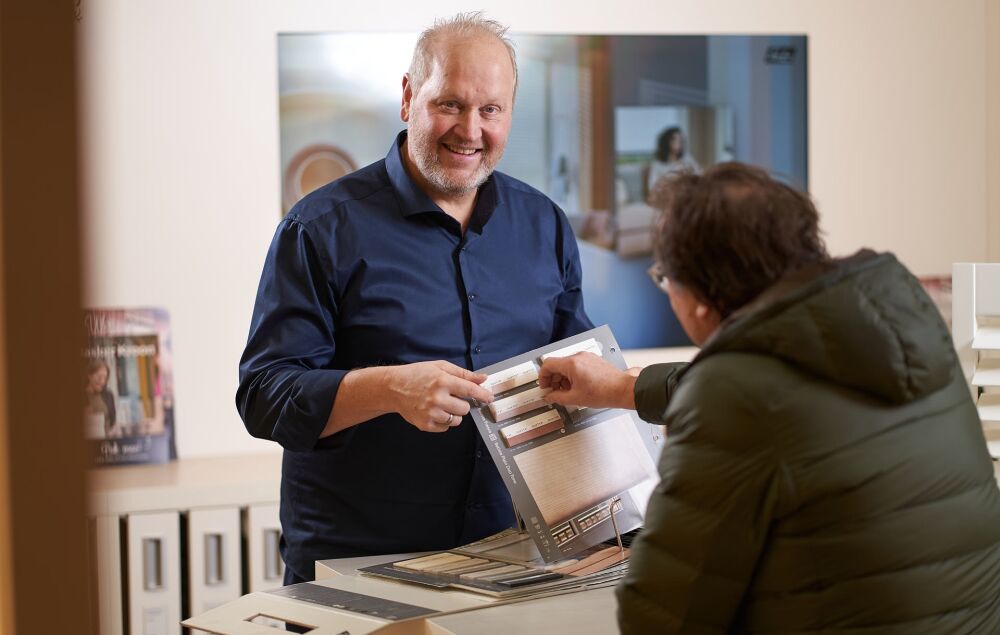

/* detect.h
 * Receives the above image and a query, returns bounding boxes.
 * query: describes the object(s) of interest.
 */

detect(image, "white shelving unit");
[89,453,282,635]
[953,263,1000,458]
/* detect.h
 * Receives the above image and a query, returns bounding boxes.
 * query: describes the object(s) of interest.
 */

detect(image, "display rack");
[952,262,1000,458]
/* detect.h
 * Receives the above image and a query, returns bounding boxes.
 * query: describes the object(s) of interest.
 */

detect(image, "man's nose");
[453,110,482,141]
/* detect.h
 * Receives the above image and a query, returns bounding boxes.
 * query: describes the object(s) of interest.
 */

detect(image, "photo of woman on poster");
[84,358,118,439]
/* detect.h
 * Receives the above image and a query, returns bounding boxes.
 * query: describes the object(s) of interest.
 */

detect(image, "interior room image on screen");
[278,32,807,349]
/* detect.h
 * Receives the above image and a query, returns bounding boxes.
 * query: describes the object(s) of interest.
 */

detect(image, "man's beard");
[408,124,503,196]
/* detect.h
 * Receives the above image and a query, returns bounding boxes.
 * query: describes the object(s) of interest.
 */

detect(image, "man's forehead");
[425,37,514,80]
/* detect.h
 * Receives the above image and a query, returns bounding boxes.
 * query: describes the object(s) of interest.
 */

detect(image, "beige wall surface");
[989,0,1000,262]
[78,0,1000,458]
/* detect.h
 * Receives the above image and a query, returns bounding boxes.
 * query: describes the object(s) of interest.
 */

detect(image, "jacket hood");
[696,250,956,404]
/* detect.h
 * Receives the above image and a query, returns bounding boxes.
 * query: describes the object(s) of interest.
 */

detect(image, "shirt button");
[475,450,483,459]
[475,346,482,354]
[468,293,476,301]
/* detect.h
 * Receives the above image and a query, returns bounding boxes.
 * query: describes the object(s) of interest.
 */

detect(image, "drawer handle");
[204,533,224,586]
[263,529,283,580]
[142,537,163,591]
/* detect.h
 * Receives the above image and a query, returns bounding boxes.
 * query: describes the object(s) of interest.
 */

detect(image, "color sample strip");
[457,531,530,554]
[444,560,507,576]
[488,385,551,422]
[500,409,563,447]
[459,564,525,581]
[552,546,625,575]
[495,571,564,588]
[484,361,539,395]
[543,558,579,571]
[396,553,467,571]
[476,565,531,582]
[425,557,488,573]
[539,338,603,362]
[393,552,455,569]
[485,569,544,583]
[569,549,629,577]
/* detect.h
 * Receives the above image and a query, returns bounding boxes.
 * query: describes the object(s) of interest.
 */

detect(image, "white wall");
[78,0,1000,458]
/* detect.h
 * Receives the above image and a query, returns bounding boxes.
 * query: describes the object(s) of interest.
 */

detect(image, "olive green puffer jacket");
[619,251,1000,634]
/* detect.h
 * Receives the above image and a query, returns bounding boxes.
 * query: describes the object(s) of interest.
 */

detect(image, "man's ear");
[695,302,723,333]
[400,74,413,122]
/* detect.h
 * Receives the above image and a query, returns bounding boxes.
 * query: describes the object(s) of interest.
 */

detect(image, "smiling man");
[237,12,592,585]
[401,31,513,221]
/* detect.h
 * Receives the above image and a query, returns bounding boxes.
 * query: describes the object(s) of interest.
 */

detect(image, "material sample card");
[470,325,662,562]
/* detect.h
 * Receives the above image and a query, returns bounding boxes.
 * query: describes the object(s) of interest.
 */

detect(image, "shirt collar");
[385,130,441,217]
[384,130,501,234]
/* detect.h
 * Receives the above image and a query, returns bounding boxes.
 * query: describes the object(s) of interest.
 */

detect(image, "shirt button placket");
[458,242,480,362]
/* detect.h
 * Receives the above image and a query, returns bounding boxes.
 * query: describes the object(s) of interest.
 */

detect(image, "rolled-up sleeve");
[236,218,346,451]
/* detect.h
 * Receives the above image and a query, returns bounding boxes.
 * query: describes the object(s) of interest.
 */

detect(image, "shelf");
[988,441,1000,461]
[973,325,1000,351]
[979,393,1000,425]
[88,453,282,516]
[972,358,1000,387]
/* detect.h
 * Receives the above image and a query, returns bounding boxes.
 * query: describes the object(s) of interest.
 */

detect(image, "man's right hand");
[386,361,494,432]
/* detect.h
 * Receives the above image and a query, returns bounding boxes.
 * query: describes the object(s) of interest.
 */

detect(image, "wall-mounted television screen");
[278,33,807,348]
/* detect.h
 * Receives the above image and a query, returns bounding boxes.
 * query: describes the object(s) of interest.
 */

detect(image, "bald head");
[407,12,518,102]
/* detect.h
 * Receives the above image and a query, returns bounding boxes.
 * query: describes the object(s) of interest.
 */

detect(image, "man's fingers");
[437,372,493,404]
[539,356,572,378]
[415,409,462,433]
[429,361,492,402]
[437,361,488,384]
[539,371,567,390]
[440,395,472,418]
[543,386,578,406]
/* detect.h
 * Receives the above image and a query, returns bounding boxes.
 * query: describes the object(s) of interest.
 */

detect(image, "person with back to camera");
[646,126,700,196]
[236,12,592,587]
[540,162,1000,633]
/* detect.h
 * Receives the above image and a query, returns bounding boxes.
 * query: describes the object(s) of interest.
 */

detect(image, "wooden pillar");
[0,1,92,633]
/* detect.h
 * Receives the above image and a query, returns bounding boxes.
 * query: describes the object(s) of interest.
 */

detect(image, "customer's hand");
[539,352,637,410]
[388,361,494,432]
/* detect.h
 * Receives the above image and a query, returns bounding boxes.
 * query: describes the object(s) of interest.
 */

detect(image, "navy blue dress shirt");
[237,131,592,580]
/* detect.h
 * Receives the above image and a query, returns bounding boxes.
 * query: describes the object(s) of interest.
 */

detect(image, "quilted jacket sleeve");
[618,362,783,634]
[633,362,688,423]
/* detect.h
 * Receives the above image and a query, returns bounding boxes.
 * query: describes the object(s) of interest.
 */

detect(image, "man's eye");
[483,105,500,115]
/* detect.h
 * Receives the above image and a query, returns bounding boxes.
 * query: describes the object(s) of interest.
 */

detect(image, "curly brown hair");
[651,162,828,317]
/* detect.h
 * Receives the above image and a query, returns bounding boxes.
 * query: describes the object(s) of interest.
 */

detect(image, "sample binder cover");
[83,308,177,466]
[471,325,661,563]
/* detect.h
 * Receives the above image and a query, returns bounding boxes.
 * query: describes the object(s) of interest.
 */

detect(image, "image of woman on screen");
[646,126,700,196]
